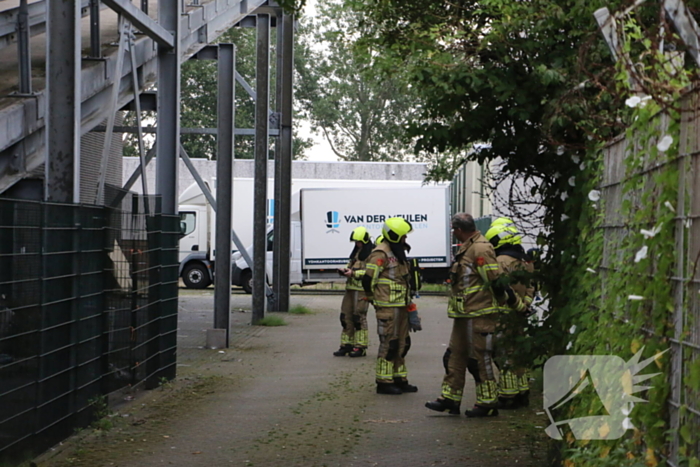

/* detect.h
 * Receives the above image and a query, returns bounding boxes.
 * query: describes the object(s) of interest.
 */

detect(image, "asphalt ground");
[37,290,551,467]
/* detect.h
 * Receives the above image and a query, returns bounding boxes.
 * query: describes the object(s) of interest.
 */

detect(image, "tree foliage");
[179,26,312,160]
[296,0,425,161]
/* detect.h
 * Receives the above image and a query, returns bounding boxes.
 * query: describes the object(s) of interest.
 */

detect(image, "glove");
[408,310,422,332]
[505,287,517,307]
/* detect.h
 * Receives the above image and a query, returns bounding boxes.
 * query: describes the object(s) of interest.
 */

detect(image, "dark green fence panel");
[0,195,179,463]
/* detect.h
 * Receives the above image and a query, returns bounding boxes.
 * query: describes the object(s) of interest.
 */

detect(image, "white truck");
[177,178,432,288]
[231,185,452,293]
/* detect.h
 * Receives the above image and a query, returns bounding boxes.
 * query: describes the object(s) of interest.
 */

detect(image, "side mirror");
[179,221,187,237]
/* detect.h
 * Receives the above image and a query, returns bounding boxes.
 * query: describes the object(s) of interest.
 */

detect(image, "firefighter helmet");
[491,217,515,227]
[375,234,384,244]
[349,226,370,244]
[382,217,412,243]
[485,223,521,249]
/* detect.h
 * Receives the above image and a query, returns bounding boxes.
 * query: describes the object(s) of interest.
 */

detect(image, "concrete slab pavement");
[40,290,550,467]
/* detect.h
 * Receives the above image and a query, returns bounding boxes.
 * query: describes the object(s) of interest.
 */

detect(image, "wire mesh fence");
[0,191,179,462]
[600,93,700,465]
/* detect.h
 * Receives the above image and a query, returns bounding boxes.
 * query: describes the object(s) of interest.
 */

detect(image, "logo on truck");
[326,211,340,233]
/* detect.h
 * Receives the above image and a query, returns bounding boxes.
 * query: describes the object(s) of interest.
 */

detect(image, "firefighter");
[486,222,535,408]
[362,217,422,395]
[333,227,374,357]
[425,212,519,417]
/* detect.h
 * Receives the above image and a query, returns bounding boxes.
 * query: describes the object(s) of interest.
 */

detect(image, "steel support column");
[89,0,101,58]
[17,0,32,94]
[156,0,180,214]
[45,0,81,202]
[272,9,284,311]
[252,14,270,323]
[214,43,235,337]
[273,13,294,312]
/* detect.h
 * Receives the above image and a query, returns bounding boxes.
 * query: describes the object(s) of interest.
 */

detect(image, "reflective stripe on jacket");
[345,253,367,291]
[447,233,501,318]
[365,242,411,307]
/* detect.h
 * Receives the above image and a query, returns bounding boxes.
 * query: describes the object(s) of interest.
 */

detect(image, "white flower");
[586,267,597,273]
[634,245,648,263]
[557,146,565,156]
[657,135,673,152]
[566,341,573,350]
[625,96,642,108]
[664,201,676,213]
[568,176,576,187]
[561,214,570,221]
[561,192,569,201]
[588,190,601,202]
[622,417,635,430]
[640,225,661,239]
[571,155,580,164]
[639,95,652,108]
[569,325,577,334]
[621,402,635,416]
[628,295,645,301]
[552,171,561,179]
[579,162,586,171]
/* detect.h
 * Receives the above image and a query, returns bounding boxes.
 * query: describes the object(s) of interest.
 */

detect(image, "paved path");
[40,291,549,467]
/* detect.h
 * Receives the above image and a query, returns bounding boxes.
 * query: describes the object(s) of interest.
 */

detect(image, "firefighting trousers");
[375,306,410,384]
[497,316,530,398]
[440,316,499,407]
[339,290,369,348]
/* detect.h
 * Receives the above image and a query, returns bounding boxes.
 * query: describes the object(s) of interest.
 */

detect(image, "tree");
[180,26,312,160]
[124,25,312,160]
[295,0,424,161]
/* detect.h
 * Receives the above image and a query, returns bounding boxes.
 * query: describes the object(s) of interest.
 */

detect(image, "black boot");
[348,347,367,357]
[498,396,518,410]
[515,391,530,407]
[394,377,418,393]
[333,344,353,357]
[464,405,499,418]
[425,398,460,414]
[376,382,403,395]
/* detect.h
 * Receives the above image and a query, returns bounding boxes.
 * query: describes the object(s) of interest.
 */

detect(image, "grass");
[289,305,313,315]
[256,315,287,326]
[419,283,450,293]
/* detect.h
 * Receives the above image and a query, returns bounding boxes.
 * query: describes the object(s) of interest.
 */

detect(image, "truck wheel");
[241,270,253,294]
[183,263,211,289]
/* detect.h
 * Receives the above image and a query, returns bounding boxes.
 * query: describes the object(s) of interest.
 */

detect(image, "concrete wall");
[123,157,429,198]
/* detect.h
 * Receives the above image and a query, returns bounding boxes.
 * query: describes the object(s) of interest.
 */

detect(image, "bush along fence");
[0,192,179,463]
[555,80,700,465]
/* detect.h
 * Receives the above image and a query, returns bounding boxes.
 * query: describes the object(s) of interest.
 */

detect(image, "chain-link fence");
[0,192,179,463]
[600,93,700,465]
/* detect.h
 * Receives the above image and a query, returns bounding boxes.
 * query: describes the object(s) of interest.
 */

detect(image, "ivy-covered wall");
[560,87,700,466]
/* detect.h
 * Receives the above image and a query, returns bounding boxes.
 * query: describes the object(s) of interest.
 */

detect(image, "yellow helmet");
[375,234,384,244]
[382,217,412,243]
[491,217,514,227]
[485,223,521,249]
[350,226,370,244]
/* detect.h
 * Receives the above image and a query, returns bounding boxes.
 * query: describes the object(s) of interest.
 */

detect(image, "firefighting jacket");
[363,242,411,307]
[345,252,367,291]
[447,233,502,318]
[496,247,535,313]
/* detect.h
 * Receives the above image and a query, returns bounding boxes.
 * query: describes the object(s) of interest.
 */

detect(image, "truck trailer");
[177,177,431,288]
[231,185,451,293]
